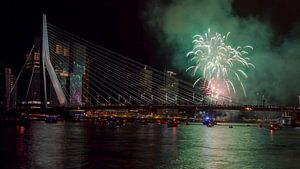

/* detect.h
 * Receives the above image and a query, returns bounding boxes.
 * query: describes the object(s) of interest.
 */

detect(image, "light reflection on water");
[1,122,300,169]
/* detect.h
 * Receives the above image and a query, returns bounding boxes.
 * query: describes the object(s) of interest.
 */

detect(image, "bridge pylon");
[41,14,67,111]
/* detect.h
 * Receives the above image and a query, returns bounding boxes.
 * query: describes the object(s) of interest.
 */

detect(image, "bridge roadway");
[16,104,300,115]
[75,104,300,113]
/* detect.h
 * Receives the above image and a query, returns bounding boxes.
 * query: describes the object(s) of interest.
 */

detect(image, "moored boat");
[45,115,58,123]
[269,121,281,131]
[203,116,216,127]
[167,119,178,127]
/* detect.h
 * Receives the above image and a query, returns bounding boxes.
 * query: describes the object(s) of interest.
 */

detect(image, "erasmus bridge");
[11,15,300,115]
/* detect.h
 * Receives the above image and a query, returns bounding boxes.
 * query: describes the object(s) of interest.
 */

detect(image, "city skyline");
[2,0,300,105]
[2,2,300,169]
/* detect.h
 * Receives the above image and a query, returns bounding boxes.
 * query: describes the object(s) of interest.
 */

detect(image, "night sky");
[3,0,155,69]
[2,0,300,105]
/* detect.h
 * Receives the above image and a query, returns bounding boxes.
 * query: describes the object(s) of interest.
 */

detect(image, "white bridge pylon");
[42,14,67,106]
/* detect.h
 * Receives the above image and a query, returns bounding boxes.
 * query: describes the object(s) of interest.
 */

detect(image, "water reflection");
[1,122,300,169]
[28,123,66,168]
[16,126,27,169]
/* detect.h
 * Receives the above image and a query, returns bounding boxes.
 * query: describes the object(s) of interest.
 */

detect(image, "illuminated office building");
[70,43,88,106]
[53,40,70,93]
[140,66,153,104]
[21,37,42,108]
[4,68,17,109]
[49,41,90,106]
[0,70,4,108]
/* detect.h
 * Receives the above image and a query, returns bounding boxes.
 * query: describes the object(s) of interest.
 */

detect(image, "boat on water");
[185,120,189,125]
[281,116,292,127]
[269,121,281,131]
[17,112,31,126]
[69,109,86,122]
[45,115,58,123]
[206,123,214,127]
[140,120,148,125]
[167,119,178,127]
[202,116,216,127]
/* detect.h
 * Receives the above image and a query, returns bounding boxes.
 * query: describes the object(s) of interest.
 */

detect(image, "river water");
[1,121,300,169]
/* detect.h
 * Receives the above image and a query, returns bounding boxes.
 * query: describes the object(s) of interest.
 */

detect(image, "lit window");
[34,52,40,61]
[55,45,63,54]
[63,48,70,56]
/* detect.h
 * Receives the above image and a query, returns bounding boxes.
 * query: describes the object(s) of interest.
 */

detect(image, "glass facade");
[49,41,89,107]
[21,37,41,108]
[70,43,87,106]
[53,41,70,95]
[140,66,153,104]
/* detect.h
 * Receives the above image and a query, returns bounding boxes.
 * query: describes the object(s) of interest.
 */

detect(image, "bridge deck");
[73,105,300,113]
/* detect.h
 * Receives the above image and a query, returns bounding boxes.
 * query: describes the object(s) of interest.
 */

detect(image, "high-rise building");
[0,70,5,109]
[156,70,179,115]
[19,37,90,108]
[49,40,70,106]
[25,37,41,70]
[165,71,179,104]
[49,41,90,107]
[21,37,42,108]
[82,56,90,105]
[158,70,178,105]
[140,66,153,104]
[25,37,41,101]
[54,41,70,93]
[4,68,17,109]
[70,43,89,106]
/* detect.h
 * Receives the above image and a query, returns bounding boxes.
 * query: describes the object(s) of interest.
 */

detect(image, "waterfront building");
[157,70,179,115]
[49,40,70,106]
[0,69,4,109]
[20,37,43,109]
[18,37,90,108]
[139,66,153,104]
[4,68,17,109]
[70,43,89,106]
[49,40,90,107]
[82,55,90,106]
[157,70,178,105]
[165,71,178,104]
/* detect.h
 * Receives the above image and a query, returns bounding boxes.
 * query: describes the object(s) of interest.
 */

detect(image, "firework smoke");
[186,28,254,101]
[144,0,300,105]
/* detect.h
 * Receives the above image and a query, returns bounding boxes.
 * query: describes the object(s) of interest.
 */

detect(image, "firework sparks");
[186,28,254,100]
